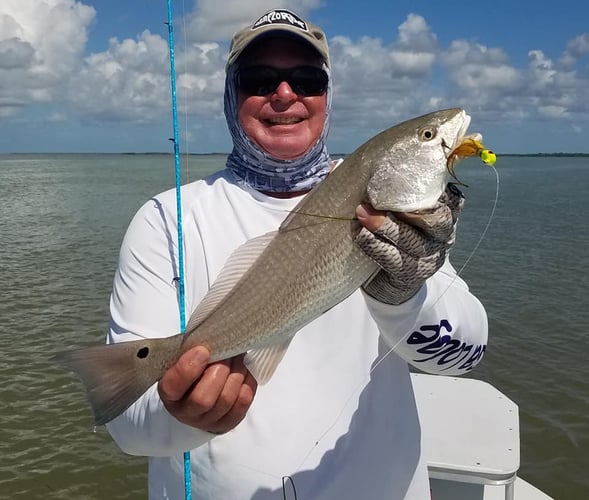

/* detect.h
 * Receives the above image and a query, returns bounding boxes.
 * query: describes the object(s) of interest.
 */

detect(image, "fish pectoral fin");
[185,231,277,332]
[244,338,293,385]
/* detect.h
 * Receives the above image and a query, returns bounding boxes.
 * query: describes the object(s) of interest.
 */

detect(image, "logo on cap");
[251,9,308,32]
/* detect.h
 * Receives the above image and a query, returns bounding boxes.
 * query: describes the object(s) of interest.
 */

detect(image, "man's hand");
[355,183,464,305]
[158,346,257,434]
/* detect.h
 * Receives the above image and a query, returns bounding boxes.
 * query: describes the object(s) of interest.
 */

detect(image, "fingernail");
[355,204,369,220]
[192,346,209,365]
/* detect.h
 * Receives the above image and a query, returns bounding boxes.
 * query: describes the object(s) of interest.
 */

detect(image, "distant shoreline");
[1,152,588,157]
[497,153,589,157]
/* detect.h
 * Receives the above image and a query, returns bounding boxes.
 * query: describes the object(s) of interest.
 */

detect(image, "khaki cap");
[227,9,330,69]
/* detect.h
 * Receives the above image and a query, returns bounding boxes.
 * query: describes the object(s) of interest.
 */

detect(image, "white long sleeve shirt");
[106,169,488,500]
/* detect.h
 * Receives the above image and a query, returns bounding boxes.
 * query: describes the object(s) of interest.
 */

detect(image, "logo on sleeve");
[408,319,486,371]
[251,9,308,32]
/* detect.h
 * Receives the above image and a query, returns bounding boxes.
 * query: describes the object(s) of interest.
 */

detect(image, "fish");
[53,108,488,426]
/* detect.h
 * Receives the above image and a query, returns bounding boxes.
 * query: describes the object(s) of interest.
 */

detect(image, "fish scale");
[187,217,379,361]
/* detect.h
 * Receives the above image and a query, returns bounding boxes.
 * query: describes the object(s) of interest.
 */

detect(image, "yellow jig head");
[478,148,496,165]
[446,137,497,185]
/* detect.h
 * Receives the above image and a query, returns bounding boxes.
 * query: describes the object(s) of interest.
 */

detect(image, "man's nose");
[271,80,298,102]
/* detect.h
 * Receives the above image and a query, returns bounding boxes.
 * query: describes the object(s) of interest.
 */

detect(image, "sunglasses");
[236,65,328,97]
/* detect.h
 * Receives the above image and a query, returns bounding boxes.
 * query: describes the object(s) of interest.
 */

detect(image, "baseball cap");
[227,9,330,69]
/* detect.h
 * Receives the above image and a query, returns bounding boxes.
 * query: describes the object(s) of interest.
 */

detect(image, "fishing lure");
[478,148,497,165]
[447,137,497,185]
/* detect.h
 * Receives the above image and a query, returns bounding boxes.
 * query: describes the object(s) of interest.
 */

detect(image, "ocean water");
[0,153,587,499]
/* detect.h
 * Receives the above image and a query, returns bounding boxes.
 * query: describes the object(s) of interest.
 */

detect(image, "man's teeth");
[266,117,303,124]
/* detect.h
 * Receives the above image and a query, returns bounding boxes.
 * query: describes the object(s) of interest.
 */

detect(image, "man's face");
[236,38,327,160]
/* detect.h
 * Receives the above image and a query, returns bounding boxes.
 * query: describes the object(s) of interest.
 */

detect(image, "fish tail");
[52,334,184,426]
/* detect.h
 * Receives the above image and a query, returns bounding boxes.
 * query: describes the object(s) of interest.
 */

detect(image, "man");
[106,9,488,499]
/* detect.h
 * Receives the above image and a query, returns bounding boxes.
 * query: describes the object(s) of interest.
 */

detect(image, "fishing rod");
[165,1,191,499]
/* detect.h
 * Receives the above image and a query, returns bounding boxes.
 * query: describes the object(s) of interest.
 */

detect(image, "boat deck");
[412,373,553,500]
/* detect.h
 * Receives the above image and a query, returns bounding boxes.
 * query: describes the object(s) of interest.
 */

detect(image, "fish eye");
[418,126,437,141]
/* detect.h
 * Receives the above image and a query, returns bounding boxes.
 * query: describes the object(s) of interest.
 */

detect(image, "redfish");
[54,109,488,425]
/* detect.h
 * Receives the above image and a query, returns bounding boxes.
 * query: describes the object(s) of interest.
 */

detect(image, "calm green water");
[0,154,587,499]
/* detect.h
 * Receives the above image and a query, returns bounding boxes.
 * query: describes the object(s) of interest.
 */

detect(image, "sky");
[1,0,588,154]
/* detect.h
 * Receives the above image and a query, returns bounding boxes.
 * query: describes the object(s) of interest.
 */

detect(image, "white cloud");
[184,0,322,42]
[565,33,589,57]
[47,111,66,122]
[0,0,95,117]
[328,14,440,142]
[435,36,588,132]
[443,39,510,66]
[68,30,171,122]
[388,14,438,77]
[389,51,436,76]
[0,37,35,70]
[526,49,582,117]
[441,40,522,93]
[67,30,227,124]
[538,105,569,118]
[396,14,438,52]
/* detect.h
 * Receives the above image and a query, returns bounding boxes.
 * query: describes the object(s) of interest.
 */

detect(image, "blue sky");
[1,0,588,154]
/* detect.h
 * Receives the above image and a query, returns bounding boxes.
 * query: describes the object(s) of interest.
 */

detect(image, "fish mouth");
[459,113,480,143]
[447,112,483,156]
[444,111,486,184]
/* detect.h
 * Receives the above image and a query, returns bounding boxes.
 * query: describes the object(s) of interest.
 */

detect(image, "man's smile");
[263,116,305,125]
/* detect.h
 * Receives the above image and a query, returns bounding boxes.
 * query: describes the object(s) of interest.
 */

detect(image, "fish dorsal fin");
[244,337,293,385]
[184,231,277,333]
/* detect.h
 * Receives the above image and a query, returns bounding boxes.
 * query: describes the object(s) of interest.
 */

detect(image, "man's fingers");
[356,204,386,232]
[357,203,453,246]
[208,377,258,433]
[192,357,246,420]
[396,205,454,243]
[195,357,258,432]
[356,216,446,261]
[356,184,463,305]
[159,346,210,402]
[186,359,233,414]
[158,349,258,433]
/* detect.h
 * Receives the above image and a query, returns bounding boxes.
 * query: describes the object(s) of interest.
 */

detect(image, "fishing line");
[455,165,499,276]
[284,211,355,222]
[181,0,192,185]
[165,1,191,499]
[293,164,500,476]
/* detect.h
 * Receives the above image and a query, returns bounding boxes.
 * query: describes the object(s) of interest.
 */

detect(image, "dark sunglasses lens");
[289,67,328,96]
[237,66,328,96]
[237,67,280,96]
